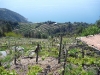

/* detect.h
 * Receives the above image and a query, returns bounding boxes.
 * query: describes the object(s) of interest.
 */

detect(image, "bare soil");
[10,56,63,75]
[77,34,100,50]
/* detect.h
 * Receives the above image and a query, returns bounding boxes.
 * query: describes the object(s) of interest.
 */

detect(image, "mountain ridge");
[0,8,28,23]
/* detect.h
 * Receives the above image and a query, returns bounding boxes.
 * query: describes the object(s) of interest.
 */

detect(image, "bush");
[27,65,42,75]
[0,67,17,75]
[5,32,22,37]
[81,25,100,36]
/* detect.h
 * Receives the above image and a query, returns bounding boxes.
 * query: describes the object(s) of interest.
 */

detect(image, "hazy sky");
[0,0,100,23]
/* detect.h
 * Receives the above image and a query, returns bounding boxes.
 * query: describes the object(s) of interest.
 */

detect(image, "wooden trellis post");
[0,62,2,66]
[82,46,85,68]
[62,47,68,75]
[58,34,63,64]
[97,67,100,75]
[35,44,39,64]
[14,42,17,65]
[82,47,84,58]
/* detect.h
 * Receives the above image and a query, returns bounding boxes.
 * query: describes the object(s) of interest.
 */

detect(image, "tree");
[81,25,100,36]
[96,19,100,28]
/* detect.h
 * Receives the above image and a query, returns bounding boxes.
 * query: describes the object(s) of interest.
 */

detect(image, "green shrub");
[81,25,100,36]
[5,32,22,37]
[27,65,42,75]
[0,67,17,75]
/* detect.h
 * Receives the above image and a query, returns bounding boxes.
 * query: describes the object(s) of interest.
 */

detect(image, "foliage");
[0,67,17,75]
[68,48,79,57]
[66,47,100,75]
[65,64,95,75]
[2,55,12,63]
[0,36,100,75]
[81,25,100,36]
[5,32,22,37]
[0,20,18,37]
[27,65,42,75]
[38,43,59,58]
[96,19,100,28]
[16,22,89,38]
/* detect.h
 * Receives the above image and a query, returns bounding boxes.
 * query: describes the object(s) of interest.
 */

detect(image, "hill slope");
[0,8,28,22]
[16,22,89,38]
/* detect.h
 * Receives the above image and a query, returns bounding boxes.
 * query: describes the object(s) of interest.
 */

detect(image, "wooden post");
[44,69,48,75]
[82,47,84,58]
[0,62,2,66]
[58,34,62,64]
[35,44,39,64]
[97,67,100,75]
[62,49,68,75]
[14,44,17,65]
[82,47,84,68]
[7,37,10,49]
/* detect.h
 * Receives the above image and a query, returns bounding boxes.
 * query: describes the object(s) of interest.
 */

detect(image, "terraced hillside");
[16,22,89,38]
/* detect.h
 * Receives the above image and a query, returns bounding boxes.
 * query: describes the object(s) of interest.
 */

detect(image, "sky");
[0,0,100,23]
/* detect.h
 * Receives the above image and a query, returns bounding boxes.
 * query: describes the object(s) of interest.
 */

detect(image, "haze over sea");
[0,0,100,23]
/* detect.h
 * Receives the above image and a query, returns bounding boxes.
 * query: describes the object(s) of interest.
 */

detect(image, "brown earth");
[77,34,100,50]
[10,56,63,75]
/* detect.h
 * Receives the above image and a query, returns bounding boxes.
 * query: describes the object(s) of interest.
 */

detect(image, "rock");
[0,51,7,58]
[11,46,24,51]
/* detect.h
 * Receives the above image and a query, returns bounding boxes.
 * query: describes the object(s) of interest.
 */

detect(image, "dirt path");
[77,34,100,50]
[10,56,63,75]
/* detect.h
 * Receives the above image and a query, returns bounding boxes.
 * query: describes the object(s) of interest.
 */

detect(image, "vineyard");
[0,36,100,75]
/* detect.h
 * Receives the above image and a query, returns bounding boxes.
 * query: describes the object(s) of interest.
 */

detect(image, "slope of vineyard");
[0,36,100,75]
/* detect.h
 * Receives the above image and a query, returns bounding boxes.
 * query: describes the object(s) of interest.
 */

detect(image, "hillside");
[1,19,98,38]
[16,22,89,38]
[0,8,28,23]
[0,20,19,37]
